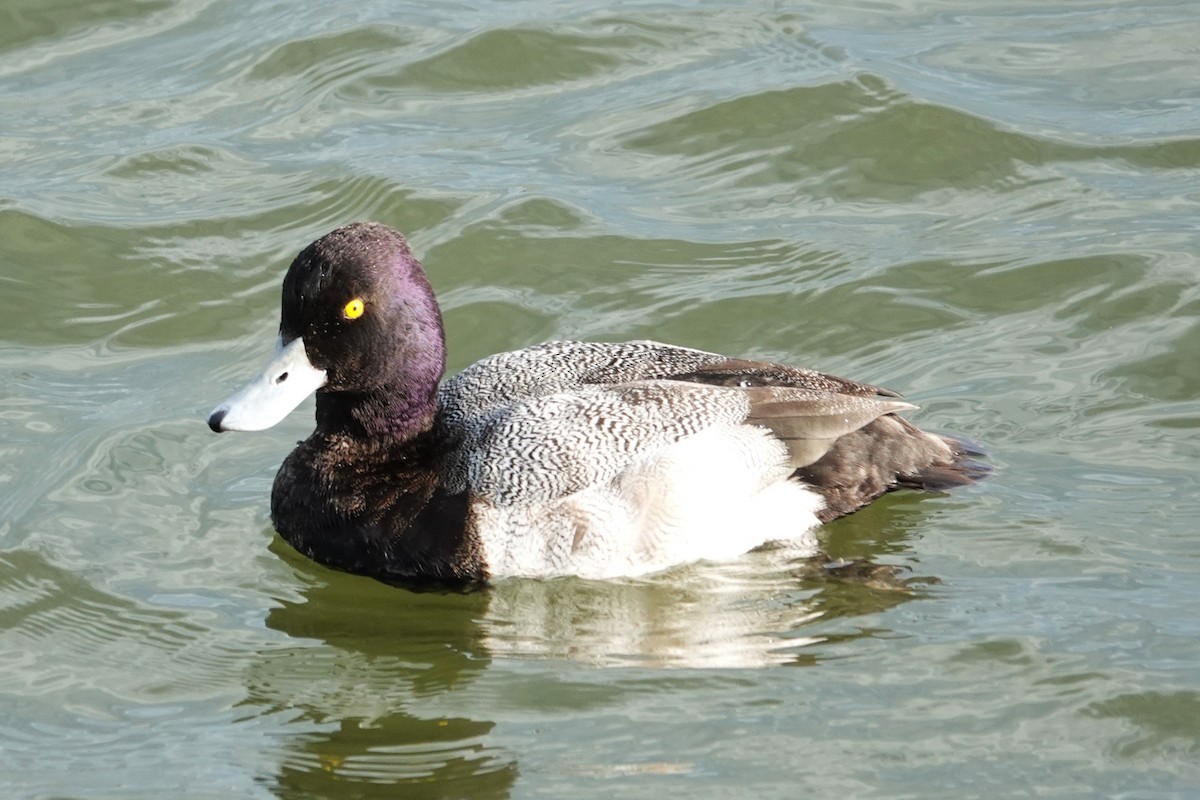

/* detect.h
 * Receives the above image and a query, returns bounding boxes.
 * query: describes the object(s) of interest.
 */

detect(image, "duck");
[208,222,985,585]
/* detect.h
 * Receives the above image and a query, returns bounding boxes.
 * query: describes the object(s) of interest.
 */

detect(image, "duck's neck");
[315,380,439,443]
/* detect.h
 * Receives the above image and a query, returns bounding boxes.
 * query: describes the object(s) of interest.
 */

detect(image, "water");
[3,0,1199,797]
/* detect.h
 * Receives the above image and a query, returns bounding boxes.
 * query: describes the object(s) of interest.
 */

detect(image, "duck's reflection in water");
[479,536,922,669]
[481,547,821,669]
[250,500,928,797]
[251,553,515,800]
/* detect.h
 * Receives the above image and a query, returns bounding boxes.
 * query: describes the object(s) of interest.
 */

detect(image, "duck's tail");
[894,433,991,492]
[792,416,990,523]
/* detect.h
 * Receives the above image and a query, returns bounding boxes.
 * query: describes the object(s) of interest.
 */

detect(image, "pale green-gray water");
[2,1,1199,798]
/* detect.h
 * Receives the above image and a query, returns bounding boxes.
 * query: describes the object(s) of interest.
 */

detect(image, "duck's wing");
[459,379,911,506]
[439,340,900,425]
[738,385,916,470]
[657,356,901,398]
[438,340,726,422]
[437,340,915,500]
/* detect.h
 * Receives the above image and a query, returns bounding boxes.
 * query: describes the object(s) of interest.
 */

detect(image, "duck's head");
[208,222,446,437]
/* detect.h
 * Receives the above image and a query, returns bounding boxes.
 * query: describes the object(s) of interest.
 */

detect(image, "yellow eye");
[342,298,365,320]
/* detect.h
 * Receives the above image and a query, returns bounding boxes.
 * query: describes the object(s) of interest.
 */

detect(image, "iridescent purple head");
[209,222,446,439]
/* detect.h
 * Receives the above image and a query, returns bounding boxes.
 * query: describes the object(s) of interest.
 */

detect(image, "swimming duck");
[208,222,984,585]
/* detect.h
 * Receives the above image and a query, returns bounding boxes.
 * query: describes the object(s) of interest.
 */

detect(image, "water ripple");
[3,1,1200,797]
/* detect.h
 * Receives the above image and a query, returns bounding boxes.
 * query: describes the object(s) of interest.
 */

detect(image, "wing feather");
[467,381,750,505]
[437,340,915,501]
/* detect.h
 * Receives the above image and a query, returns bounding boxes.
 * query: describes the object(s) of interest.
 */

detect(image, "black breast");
[270,430,483,586]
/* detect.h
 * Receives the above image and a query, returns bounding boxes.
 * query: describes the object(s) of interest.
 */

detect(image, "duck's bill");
[208,337,326,432]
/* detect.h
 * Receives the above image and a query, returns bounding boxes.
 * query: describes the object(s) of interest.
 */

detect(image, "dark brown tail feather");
[792,417,990,523]
[894,434,991,492]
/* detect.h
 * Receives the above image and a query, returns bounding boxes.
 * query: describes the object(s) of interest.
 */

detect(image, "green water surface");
[2,1,1199,798]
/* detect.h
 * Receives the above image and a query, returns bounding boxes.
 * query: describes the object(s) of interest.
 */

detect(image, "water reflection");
[482,555,824,669]
[252,564,516,799]
[480,496,934,668]
[249,498,931,797]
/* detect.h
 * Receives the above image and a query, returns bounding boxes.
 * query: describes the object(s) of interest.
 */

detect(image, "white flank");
[475,425,823,579]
